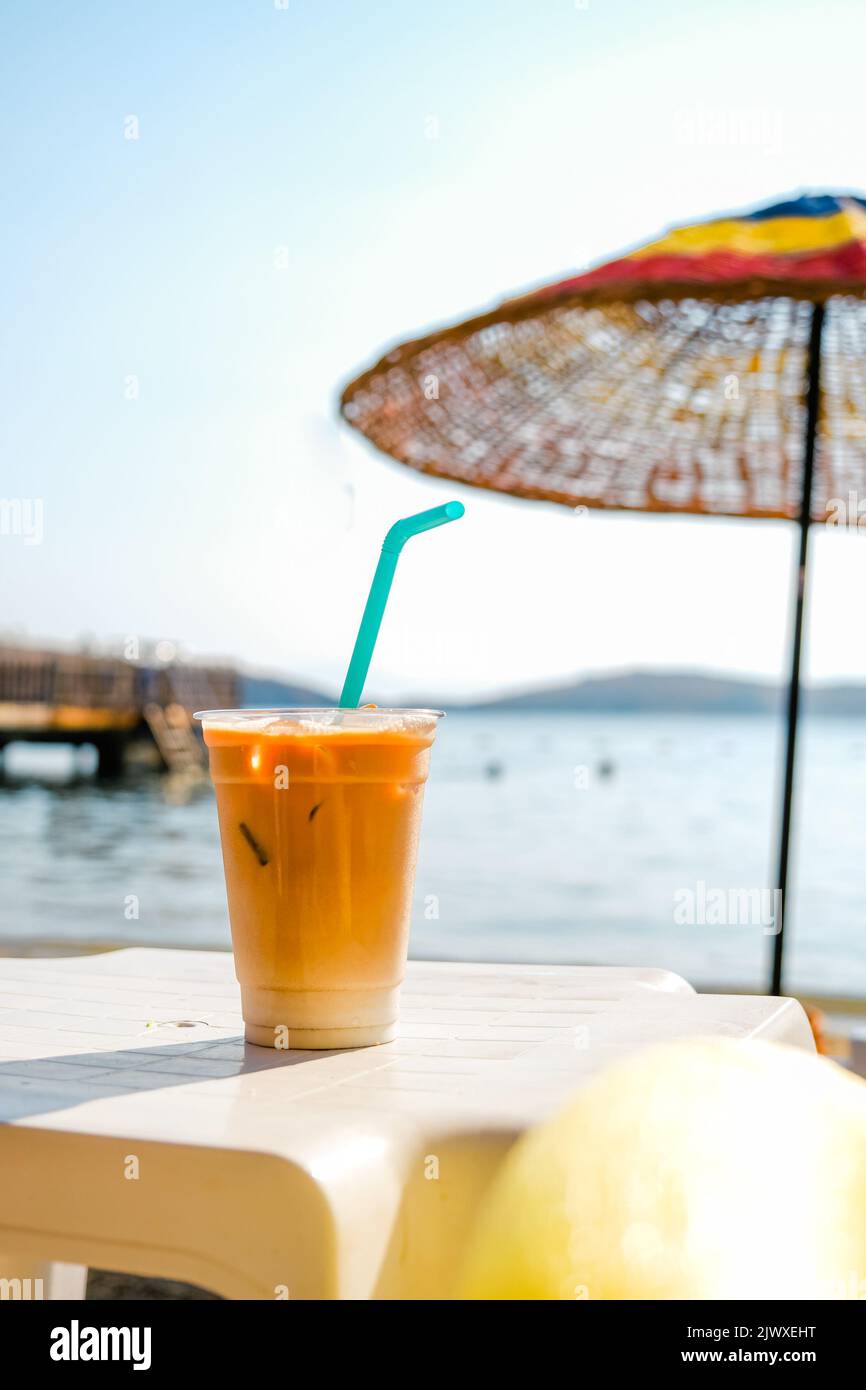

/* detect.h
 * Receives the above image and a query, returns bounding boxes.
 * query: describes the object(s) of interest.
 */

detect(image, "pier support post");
[93,737,126,779]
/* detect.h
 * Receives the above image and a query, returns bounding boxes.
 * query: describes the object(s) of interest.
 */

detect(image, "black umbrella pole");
[771,300,824,995]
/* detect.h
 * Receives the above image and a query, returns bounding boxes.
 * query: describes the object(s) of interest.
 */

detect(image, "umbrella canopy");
[340,193,866,997]
[341,194,866,523]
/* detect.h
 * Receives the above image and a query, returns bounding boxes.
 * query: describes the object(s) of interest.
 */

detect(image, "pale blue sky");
[3,0,866,696]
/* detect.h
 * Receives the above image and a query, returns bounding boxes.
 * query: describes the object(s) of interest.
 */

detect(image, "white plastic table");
[0,949,813,1300]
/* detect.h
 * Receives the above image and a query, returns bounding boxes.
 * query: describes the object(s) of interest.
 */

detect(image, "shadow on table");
[0,1036,350,1122]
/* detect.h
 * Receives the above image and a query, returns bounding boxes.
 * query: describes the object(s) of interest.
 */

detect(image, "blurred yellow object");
[458,1039,866,1300]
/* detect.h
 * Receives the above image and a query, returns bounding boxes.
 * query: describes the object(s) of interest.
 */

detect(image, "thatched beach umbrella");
[340,193,866,992]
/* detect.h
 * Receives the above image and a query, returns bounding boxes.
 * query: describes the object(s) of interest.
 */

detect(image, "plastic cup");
[196,708,442,1049]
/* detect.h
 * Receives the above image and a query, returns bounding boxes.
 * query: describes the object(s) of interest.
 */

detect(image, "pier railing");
[0,648,238,714]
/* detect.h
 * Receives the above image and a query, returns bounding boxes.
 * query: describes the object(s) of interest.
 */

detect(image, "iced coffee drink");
[197,708,441,1048]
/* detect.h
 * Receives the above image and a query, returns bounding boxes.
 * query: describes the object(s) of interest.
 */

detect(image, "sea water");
[2,712,865,996]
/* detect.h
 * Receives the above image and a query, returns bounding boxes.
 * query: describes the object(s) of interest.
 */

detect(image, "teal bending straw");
[339,501,465,708]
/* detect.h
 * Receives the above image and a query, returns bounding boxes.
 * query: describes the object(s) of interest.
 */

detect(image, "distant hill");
[240,668,866,717]
[468,671,866,715]
[810,684,866,717]
[241,673,334,708]
[471,671,781,714]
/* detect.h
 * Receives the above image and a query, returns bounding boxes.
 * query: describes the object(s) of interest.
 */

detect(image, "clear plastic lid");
[194,707,444,735]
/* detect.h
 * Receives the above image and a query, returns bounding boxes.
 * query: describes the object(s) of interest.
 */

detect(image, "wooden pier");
[0,646,238,775]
